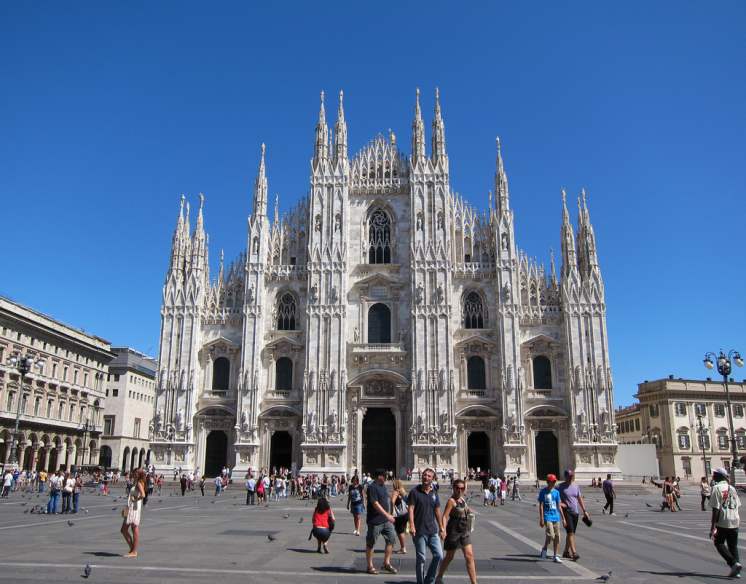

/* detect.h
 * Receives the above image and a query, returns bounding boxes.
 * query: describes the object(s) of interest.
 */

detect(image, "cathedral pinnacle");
[495,136,510,213]
[313,91,328,165]
[560,188,578,278]
[431,87,447,163]
[334,89,347,164]
[253,143,268,216]
[412,88,425,164]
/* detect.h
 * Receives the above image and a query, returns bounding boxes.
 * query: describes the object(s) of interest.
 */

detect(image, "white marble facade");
[149,90,620,480]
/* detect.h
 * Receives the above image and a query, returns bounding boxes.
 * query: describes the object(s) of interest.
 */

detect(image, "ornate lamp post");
[696,414,710,477]
[704,350,744,482]
[80,417,96,467]
[5,353,43,466]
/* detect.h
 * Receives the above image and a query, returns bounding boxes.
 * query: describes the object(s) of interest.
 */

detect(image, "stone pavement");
[0,482,740,583]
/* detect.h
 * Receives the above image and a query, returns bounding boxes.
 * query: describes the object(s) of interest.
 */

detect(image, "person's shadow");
[84,551,120,557]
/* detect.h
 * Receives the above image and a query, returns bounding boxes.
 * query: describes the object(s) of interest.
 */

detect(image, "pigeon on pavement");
[83,563,92,578]
[283,514,289,519]
[67,520,74,526]
[298,517,304,524]
[596,571,612,582]
[267,534,276,542]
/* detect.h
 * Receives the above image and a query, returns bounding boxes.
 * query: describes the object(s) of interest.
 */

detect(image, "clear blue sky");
[2,2,745,406]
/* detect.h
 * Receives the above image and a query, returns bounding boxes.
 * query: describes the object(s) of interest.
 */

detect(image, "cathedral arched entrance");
[535,431,559,478]
[467,432,490,473]
[204,431,228,477]
[362,408,396,475]
[269,431,292,472]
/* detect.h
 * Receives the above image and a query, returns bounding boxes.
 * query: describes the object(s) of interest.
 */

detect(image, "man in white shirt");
[710,467,742,578]
[47,471,63,514]
[246,475,256,505]
[1,471,12,498]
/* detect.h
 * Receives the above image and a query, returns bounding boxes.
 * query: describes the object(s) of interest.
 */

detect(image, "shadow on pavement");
[638,570,731,580]
[83,551,121,557]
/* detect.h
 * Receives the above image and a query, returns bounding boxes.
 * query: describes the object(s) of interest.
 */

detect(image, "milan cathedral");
[149,89,620,480]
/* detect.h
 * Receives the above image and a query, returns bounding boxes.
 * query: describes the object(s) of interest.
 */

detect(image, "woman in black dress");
[436,479,477,584]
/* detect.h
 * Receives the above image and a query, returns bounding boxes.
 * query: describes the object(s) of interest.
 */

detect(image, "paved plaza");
[0,483,740,583]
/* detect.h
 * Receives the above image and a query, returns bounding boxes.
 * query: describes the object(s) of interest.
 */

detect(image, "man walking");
[601,473,616,516]
[710,467,742,578]
[408,468,444,584]
[558,470,589,561]
[47,470,63,514]
[365,469,398,575]
[538,474,566,562]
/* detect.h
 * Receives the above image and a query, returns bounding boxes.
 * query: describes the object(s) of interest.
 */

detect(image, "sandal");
[367,568,379,575]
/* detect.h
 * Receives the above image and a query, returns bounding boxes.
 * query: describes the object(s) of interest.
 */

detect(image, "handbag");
[467,511,476,533]
[328,516,335,532]
[394,494,408,518]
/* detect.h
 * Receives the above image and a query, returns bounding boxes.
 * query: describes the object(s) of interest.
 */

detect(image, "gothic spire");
[550,248,558,288]
[253,143,268,217]
[218,248,224,284]
[495,137,510,213]
[313,90,328,166]
[169,195,186,271]
[411,88,425,165]
[560,188,578,278]
[578,188,600,277]
[274,193,279,225]
[334,90,347,165]
[431,87,447,163]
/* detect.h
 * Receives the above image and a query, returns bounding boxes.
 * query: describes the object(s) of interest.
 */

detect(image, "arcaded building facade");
[149,90,620,479]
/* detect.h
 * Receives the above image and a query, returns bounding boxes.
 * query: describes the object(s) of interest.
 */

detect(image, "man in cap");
[709,467,742,578]
[538,473,566,562]
[365,469,397,575]
[558,469,589,561]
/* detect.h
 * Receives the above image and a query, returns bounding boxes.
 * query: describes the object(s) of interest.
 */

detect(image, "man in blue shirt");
[538,473,566,563]
[408,468,444,584]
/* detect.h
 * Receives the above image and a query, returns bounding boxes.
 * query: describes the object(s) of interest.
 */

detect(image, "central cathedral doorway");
[270,431,292,471]
[204,430,228,477]
[467,431,491,472]
[535,431,559,478]
[362,408,396,475]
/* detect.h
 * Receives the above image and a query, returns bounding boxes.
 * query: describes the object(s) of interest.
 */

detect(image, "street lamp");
[704,350,744,482]
[5,353,43,466]
[696,414,710,477]
[80,417,96,467]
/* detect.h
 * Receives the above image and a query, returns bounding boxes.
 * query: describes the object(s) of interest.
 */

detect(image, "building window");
[737,433,746,450]
[103,415,115,436]
[68,406,75,421]
[367,303,391,343]
[73,370,78,385]
[20,394,28,414]
[58,402,64,419]
[695,403,707,417]
[33,397,40,417]
[275,358,293,391]
[698,433,711,450]
[715,403,726,417]
[532,356,552,390]
[718,431,729,450]
[649,404,659,417]
[212,357,230,391]
[678,432,690,449]
[133,418,141,439]
[276,293,297,330]
[635,418,641,431]
[83,372,88,387]
[46,399,53,418]
[682,457,692,476]
[467,356,486,390]
[115,374,120,382]
[734,405,744,418]
[675,402,687,416]
[367,208,392,264]
[5,391,13,412]
[63,366,68,381]
[462,291,486,329]
[112,389,118,397]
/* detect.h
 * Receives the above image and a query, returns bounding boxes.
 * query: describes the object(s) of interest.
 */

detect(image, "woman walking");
[121,468,146,558]
[701,475,712,511]
[346,475,364,536]
[62,472,74,514]
[391,479,408,554]
[436,479,477,584]
[311,497,335,553]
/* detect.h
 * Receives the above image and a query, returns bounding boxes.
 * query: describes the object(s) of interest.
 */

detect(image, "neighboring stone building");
[616,403,644,444]
[100,348,157,472]
[0,296,112,471]
[636,377,746,478]
[150,90,620,479]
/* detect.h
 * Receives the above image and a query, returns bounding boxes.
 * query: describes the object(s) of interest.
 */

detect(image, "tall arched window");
[275,357,293,391]
[212,357,230,391]
[276,293,297,330]
[463,291,486,329]
[533,356,552,390]
[368,208,392,264]
[368,303,391,343]
[467,356,486,389]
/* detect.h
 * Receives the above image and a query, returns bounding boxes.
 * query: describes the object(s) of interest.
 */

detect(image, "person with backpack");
[391,479,408,554]
[709,467,742,578]
[347,475,364,536]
